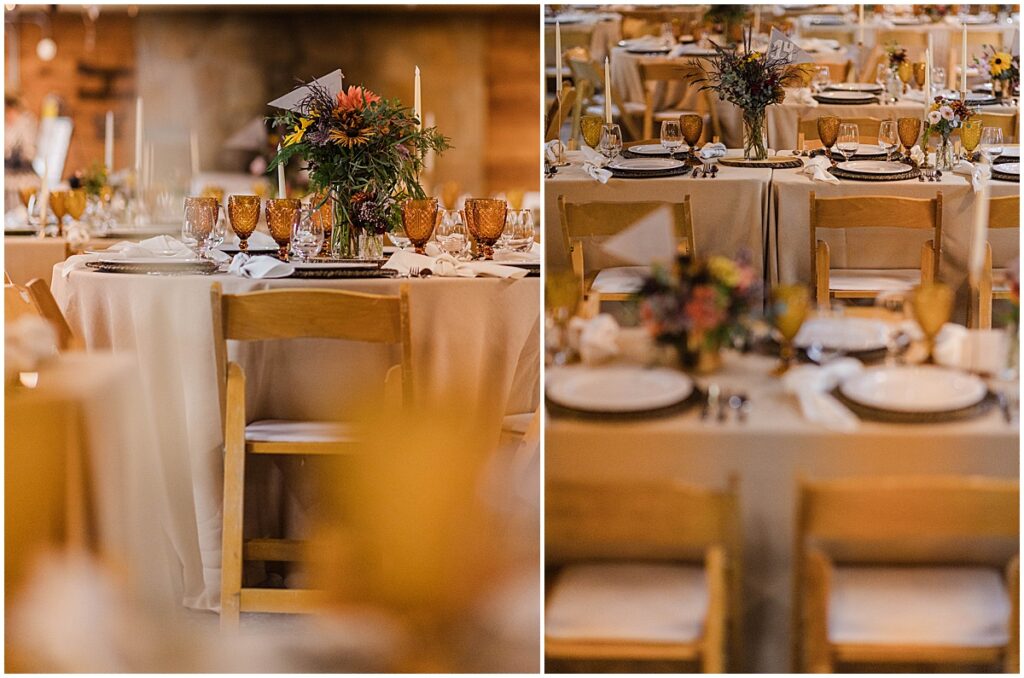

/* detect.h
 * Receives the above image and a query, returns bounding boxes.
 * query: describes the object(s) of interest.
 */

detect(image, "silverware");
[918,173,926,182]
[691,166,701,178]
[702,383,720,421]
[710,165,719,178]
[738,393,751,423]
[934,169,942,181]
[409,266,420,278]
[419,268,433,278]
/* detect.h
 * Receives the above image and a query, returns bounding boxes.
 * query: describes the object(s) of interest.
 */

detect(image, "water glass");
[930,66,946,96]
[507,210,535,253]
[813,66,831,93]
[878,120,899,161]
[979,127,1004,163]
[291,210,324,262]
[660,120,683,157]
[874,63,889,89]
[435,209,470,259]
[498,210,519,250]
[598,123,623,160]
[836,123,859,161]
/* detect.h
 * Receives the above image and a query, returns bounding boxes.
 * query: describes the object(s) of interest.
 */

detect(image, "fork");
[409,266,420,278]
[691,166,701,178]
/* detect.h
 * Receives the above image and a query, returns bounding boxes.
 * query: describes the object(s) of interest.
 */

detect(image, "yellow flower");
[283,117,312,146]
[708,256,740,287]
[990,52,1013,76]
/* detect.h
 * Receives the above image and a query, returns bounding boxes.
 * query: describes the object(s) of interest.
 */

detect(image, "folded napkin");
[952,159,992,192]
[782,357,863,431]
[64,222,91,250]
[545,140,566,165]
[800,155,841,183]
[910,145,926,166]
[227,253,294,279]
[5,314,57,385]
[567,313,620,365]
[901,88,926,103]
[61,234,210,277]
[577,146,613,183]
[383,249,527,279]
[929,324,1009,374]
[787,87,819,106]
[698,142,727,159]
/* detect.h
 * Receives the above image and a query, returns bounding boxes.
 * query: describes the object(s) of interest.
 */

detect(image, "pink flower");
[927,110,942,124]
[684,286,727,333]
[939,105,954,121]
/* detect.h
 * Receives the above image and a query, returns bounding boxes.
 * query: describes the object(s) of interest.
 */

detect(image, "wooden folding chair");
[25,278,79,351]
[977,112,1019,144]
[790,61,853,87]
[794,475,1019,673]
[947,30,1005,88]
[798,116,887,147]
[637,60,720,142]
[211,283,412,630]
[546,477,741,672]
[973,195,1020,329]
[546,85,578,143]
[558,195,695,302]
[809,192,942,309]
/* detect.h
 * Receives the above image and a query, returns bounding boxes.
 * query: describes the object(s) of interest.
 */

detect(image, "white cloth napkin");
[577,146,613,183]
[698,142,727,159]
[383,249,527,279]
[64,222,91,250]
[901,89,926,103]
[227,253,294,279]
[545,140,565,165]
[930,324,1010,374]
[61,235,216,277]
[787,87,819,106]
[782,357,863,431]
[567,313,620,365]
[800,155,841,183]
[910,145,926,166]
[952,159,992,192]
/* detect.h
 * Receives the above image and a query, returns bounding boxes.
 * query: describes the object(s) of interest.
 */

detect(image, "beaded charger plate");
[4,228,37,236]
[827,165,921,181]
[992,164,1020,183]
[545,386,703,421]
[718,156,803,169]
[607,164,694,179]
[288,266,398,279]
[831,387,997,423]
[86,260,221,275]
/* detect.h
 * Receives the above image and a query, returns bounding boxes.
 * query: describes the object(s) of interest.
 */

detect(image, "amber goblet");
[464,198,507,260]
[18,186,36,209]
[912,61,928,89]
[771,284,811,376]
[897,117,922,160]
[65,189,87,222]
[581,115,604,148]
[227,195,261,252]
[816,116,840,159]
[402,198,439,255]
[913,282,953,364]
[680,114,703,154]
[960,117,983,160]
[48,191,69,234]
[265,198,301,260]
[896,61,913,93]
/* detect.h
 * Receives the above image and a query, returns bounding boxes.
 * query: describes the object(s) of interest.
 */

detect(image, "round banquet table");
[51,268,540,611]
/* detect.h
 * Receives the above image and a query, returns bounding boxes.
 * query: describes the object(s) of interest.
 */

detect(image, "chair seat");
[546,562,708,644]
[829,268,921,293]
[652,109,700,121]
[828,566,1011,648]
[245,419,355,444]
[591,266,650,295]
[585,101,647,118]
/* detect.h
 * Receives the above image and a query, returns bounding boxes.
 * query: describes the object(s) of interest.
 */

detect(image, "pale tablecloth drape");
[546,350,1019,672]
[51,270,540,610]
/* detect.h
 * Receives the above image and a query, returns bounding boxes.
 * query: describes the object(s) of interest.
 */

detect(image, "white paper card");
[268,69,345,112]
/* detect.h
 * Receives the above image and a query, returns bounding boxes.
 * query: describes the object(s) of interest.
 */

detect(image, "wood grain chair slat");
[972,195,1019,329]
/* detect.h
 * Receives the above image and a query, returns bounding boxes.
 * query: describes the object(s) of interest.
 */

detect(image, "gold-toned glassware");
[506,188,525,212]
[960,117,983,159]
[183,195,221,256]
[265,198,301,260]
[897,117,922,158]
[227,194,261,252]
[816,116,840,157]
[464,198,507,260]
[18,187,36,208]
[201,184,226,205]
[402,198,439,255]
[680,113,703,152]
[896,61,913,93]
[65,189,87,221]
[580,115,604,149]
[913,282,953,364]
[49,190,69,233]
[912,61,928,89]
[771,284,810,376]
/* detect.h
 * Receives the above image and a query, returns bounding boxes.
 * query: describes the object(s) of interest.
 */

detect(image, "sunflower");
[327,109,374,147]
[989,52,1013,77]
[283,117,312,146]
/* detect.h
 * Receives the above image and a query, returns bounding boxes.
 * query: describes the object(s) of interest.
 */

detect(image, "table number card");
[766,27,814,65]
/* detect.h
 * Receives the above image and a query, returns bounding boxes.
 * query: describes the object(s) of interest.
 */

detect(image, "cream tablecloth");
[545,151,772,277]
[546,350,1019,672]
[51,270,540,611]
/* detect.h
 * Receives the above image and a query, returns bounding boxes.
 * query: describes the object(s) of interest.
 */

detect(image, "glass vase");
[742,109,768,161]
[358,232,385,260]
[936,134,956,171]
[330,192,357,259]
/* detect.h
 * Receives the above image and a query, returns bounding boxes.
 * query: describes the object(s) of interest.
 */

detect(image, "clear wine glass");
[497,210,519,251]
[598,123,623,160]
[930,66,946,96]
[875,63,889,90]
[979,127,1004,164]
[878,120,899,161]
[435,209,470,259]
[509,210,535,252]
[291,210,324,262]
[660,120,683,158]
[836,123,860,161]
[813,65,831,93]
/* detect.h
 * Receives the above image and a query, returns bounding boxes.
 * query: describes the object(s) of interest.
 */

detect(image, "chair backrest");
[546,477,739,565]
[790,61,852,87]
[990,195,1020,230]
[798,475,1019,564]
[977,111,1019,143]
[638,60,708,139]
[798,116,886,145]
[5,283,40,324]
[558,195,696,289]
[947,30,1006,79]
[545,86,577,142]
[211,284,412,406]
[876,30,929,58]
[24,278,77,351]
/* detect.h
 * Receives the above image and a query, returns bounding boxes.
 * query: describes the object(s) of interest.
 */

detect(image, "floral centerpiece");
[923,96,973,170]
[974,45,1019,100]
[270,81,450,258]
[693,30,797,160]
[885,44,909,74]
[637,251,761,372]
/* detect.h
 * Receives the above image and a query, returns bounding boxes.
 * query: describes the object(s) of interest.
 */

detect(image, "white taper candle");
[961,25,969,92]
[604,56,612,124]
[134,97,143,175]
[414,66,422,133]
[277,144,286,198]
[556,21,563,96]
[104,111,114,171]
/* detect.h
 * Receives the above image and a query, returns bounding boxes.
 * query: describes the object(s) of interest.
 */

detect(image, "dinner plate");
[292,262,379,270]
[839,365,987,413]
[849,143,887,156]
[626,45,671,54]
[5,228,37,236]
[997,147,1020,158]
[96,257,200,265]
[607,157,687,171]
[826,83,884,93]
[808,15,844,25]
[813,91,878,103]
[835,160,912,175]
[627,144,674,155]
[994,162,1020,176]
[795,317,890,352]
[546,366,694,413]
[964,92,998,106]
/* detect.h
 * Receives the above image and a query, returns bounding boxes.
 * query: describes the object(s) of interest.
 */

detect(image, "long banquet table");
[545,349,1019,673]
[51,268,540,610]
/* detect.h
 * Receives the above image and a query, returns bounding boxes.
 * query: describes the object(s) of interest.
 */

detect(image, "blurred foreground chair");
[810,192,942,309]
[25,278,78,351]
[558,195,695,302]
[794,475,1019,673]
[545,477,741,672]
[211,284,412,630]
[972,195,1020,329]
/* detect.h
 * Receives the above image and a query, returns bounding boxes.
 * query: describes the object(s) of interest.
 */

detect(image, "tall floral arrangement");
[638,251,762,371]
[923,96,973,169]
[270,81,450,257]
[974,45,1019,98]
[692,30,798,160]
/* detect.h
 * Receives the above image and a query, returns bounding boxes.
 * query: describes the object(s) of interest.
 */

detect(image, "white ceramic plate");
[607,157,687,171]
[826,83,884,93]
[795,317,890,352]
[96,257,200,265]
[995,162,1020,175]
[998,147,1020,158]
[813,91,877,103]
[627,45,671,54]
[852,143,887,156]
[808,16,844,25]
[836,160,912,175]
[628,144,674,155]
[964,92,998,105]
[546,366,694,413]
[839,365,987,413]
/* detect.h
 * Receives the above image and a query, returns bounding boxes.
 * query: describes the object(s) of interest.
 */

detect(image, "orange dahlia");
[336,85,381,112]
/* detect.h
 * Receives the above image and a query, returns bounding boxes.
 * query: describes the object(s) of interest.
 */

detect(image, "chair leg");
[220,363,247,630]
